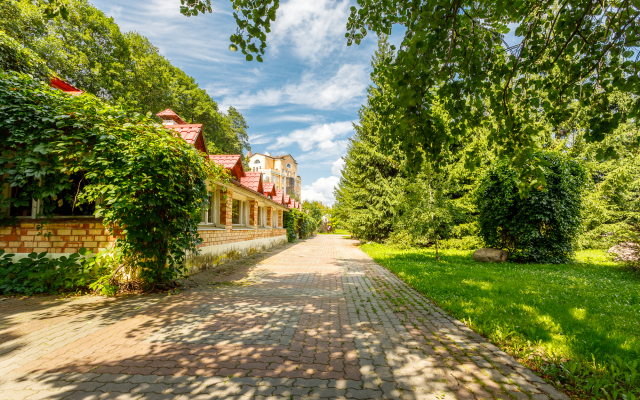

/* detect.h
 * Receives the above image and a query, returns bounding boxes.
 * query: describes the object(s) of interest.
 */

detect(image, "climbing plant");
[0,71,224,284]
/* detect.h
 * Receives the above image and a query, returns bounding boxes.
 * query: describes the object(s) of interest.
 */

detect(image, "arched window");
[286,163,291,168]
[254,159,260,164]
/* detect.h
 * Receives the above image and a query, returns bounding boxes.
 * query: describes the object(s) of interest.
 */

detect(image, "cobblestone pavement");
[0,235,567,400]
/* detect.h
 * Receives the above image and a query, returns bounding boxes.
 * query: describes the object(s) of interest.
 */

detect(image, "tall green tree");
[0,0,251,155]
[183,0,639,186]
[334,35,405,241]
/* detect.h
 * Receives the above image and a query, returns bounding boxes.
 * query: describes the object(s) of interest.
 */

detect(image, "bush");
[439,236,483,250]
[0,249,94,295]
[283,208,318,242]
[386,229,415,249]
[476,152,588,263]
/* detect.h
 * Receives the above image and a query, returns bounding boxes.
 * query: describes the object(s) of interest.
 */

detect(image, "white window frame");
[200,188,221,227]
[232,198,252,228]
[258,206,268,228]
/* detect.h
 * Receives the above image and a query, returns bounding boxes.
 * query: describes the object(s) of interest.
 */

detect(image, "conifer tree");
[333,36,405,241]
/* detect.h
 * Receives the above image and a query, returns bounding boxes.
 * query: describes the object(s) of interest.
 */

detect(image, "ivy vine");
[0,71,224,284]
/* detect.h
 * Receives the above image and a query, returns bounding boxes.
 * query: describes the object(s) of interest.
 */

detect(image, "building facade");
[1,96,292,274]
[247,152,301,199]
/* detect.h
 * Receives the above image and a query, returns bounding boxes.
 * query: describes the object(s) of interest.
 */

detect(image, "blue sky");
[89,0,404,205]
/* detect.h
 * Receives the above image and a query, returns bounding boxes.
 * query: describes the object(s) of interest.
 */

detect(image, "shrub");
[386,229,415,249]
[283,208,318,242]
[439,235,483,250]
[476,152,588,263]
[0,249,94,295]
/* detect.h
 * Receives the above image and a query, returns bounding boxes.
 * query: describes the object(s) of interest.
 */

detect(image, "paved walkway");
[0,235,566,400]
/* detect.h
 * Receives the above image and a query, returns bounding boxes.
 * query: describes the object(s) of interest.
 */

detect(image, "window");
[9,172,98,218]
[254,159,260,164]
[9,186,33,217]
[232,199,241,224]
[272,209,278,228]
[286,163,291,168]
[232,199,250,226]
[200,188,221,227]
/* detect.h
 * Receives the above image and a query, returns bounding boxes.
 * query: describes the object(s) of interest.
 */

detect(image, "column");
[220,190,232,231]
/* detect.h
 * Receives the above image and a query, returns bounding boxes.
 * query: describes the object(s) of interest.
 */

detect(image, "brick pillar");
[278,210,283,228]
[249,200,257,229]
[220,190,232,231]
[267,207,273,229]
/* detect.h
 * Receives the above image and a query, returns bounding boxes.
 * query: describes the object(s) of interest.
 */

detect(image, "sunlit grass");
[361,244,640,397]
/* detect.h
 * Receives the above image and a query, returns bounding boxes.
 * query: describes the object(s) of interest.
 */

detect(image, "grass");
[361,244,640,399]
[318,228,350,235]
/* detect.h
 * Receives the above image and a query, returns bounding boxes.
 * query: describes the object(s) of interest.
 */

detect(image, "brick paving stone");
[0,235,566,399]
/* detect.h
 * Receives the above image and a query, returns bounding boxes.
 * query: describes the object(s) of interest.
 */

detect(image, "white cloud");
[267,114,320,123]
[221,64,369,110]
[269,121,353,153]
[249,134,270,145]
[94,0,239,65]
[302,176,340,205]
[270,0,351,63]
[331,158,345,176]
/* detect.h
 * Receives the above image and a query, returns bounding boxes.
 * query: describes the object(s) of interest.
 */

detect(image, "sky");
[88,0,404,205]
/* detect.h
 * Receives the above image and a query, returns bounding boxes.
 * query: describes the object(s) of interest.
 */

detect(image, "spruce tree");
[333,36,404,241]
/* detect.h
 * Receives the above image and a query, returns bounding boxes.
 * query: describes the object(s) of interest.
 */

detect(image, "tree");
[395,163,454,260]
[334,36,405,241]
[1,0,251,155]
[181,1,640,188]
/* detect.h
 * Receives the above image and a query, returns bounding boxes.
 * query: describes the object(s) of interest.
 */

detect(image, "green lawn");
[318,228,350,235]
[361,244,640,398]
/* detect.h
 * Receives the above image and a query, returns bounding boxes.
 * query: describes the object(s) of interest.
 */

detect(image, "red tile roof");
[50,77,83,95]
[167,124,202,144]
[283,195,291,205]
[240,172,262,192]
[274,190,284,204]
[209,155,245,179]
[210,155,241,169]
[156,108,187,125]
[262,182,276,198]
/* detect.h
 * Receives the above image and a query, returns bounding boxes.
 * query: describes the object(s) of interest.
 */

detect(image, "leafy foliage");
[0,71,221,284]
[0,249,93,295]
[476,152,588,263]
[345,2,640,180]
[0,0,251,155]
[0,31,48,79]
[179,0,278,62]
[193,0,639,189]
[334,36,405,242]
[283,208,318,242]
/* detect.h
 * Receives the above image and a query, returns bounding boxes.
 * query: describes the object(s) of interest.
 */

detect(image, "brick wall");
[197,227,286,248]
[0,219,286,255]
[0,220,117,254]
